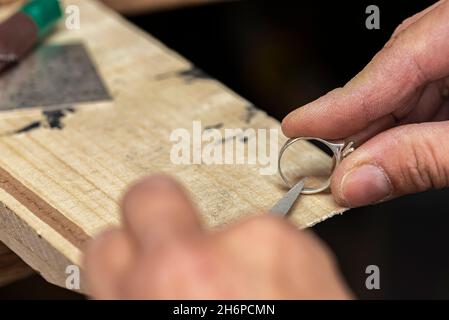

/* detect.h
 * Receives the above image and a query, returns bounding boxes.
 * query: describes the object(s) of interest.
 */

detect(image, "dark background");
[2,0,448,299]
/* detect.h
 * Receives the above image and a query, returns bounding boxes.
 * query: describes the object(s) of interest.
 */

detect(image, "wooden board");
[0,0,346,291]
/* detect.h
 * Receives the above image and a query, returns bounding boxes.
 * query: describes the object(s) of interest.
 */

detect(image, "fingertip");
[281,110,300,138]
[121,174,202,249]
[281,89,357,139]
[281,106,317,138]
[123,174,183,204]
[121,174,189,223]
[331,141,393,208]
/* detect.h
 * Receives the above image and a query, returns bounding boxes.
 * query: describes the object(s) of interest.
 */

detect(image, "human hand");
[282,0,449,207]
[84,175,352,299]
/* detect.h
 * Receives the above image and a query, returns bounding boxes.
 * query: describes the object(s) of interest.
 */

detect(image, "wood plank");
[0,0,346,291]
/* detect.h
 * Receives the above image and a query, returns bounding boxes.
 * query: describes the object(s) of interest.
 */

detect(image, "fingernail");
[340,164,392,207]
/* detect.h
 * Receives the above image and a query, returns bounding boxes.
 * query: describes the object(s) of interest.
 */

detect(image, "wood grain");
[0,0,347,291]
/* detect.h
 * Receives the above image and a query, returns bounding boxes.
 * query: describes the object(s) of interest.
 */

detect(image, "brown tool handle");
[0,12,38,73]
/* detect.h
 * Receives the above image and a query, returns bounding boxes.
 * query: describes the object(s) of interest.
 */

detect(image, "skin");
[84,175,352,299]
[86,1,449,299]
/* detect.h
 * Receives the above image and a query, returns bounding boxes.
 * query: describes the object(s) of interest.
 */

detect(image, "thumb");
[331,121,449,207]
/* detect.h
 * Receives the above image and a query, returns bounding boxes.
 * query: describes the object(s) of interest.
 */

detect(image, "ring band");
[278,137,354,194]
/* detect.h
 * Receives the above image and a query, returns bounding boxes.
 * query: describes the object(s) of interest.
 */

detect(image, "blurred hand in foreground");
[84,175,352,299]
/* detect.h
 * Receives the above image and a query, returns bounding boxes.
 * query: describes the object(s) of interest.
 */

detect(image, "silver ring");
[278,137,354,194]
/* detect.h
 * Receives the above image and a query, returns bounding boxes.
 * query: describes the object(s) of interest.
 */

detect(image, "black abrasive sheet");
[0,43,111,111]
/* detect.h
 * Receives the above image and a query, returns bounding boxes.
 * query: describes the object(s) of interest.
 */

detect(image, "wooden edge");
[0,201,86,292]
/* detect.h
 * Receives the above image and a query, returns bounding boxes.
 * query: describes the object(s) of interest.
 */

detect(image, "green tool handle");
[20,0,63,38]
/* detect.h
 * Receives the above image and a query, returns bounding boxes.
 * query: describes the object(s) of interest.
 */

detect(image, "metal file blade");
[269,179,306,217]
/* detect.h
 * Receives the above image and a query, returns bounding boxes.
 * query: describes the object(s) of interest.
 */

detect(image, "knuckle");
[385,23,405,49]
[400,126,448,191]
[395,17,412,34]
[389,14,415,46]
[390,23,404,40]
